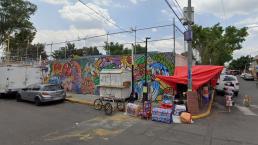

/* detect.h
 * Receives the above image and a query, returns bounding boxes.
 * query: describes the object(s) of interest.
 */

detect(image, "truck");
[0,63,46,97]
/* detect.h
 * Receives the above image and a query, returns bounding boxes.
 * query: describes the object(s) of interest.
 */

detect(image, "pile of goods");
[152,107,173,124]
[126,103,141,117]
[125,94,193,124]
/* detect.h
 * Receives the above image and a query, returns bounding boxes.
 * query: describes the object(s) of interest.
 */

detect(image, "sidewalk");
[65,93,100,106]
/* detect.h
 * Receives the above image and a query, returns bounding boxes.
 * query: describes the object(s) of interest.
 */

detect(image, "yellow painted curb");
[192,90,215,120]
[65,97,94,106]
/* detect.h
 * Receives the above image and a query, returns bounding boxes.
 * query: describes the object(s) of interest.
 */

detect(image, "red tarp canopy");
[156,65,224,91]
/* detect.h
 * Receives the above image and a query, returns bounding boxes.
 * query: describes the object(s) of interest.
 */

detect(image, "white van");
[216,75,239,96]
[0,64,44,96]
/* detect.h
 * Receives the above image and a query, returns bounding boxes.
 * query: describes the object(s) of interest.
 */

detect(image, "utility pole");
[143,37,151,103]
[173,17,176,65]
[7,36,10,63]
[183,0,194,91]
[131,27,137,99]
[65,42,67,59]
[26,39,29,61]
[106,32,109,55]
[36,44,39,61]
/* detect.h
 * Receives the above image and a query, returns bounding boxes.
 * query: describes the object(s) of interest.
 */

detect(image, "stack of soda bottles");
[152,107,173,124]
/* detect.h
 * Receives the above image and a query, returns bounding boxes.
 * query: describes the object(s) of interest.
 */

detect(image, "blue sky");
[29,0,258,59]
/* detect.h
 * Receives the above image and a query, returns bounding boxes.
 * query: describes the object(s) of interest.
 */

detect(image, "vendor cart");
[94,69,131,115]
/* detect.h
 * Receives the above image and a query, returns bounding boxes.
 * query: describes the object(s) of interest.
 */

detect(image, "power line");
[45,23,185,45]
[170,0,184,18]
[137,24,173,31]
[164,0,187,30]
[174,0,183,12]
[78,0,145,42]
[85,37,175,48]
[78,0,126,32]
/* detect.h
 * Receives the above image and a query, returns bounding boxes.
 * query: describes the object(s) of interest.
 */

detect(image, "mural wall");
[49,52,174,101]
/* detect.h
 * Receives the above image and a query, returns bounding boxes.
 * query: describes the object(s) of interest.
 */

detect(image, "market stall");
[156,65,224,117]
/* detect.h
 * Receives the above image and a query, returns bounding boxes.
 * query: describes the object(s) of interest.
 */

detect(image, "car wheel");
[35,97,42,106]
[16,93,22,102]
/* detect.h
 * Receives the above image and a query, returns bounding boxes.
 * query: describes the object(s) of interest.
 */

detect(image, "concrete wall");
[48,52,175,101]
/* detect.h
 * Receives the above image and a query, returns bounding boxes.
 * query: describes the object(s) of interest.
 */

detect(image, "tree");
[134,44,146,54]
[0,0,37,46]
[8,27,36,59]
[51,43,101,59]
[104,42,132,55]
[192,23,248,65]
[52,43,75,59]
[9,43,48,61]
[229,55,253,71]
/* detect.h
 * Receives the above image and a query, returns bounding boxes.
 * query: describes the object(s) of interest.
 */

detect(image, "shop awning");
[156,65,224,91]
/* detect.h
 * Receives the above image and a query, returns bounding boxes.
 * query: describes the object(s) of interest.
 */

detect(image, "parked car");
[216,75,239,96]
[243,73,254,81]
[240,73,247,78]
[16,84,66,106]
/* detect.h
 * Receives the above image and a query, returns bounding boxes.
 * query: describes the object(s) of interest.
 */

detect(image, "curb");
[65,97,94,106]
[192,90,215,120]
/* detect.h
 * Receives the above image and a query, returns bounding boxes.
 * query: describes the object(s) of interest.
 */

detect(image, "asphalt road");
[0,77,258,145]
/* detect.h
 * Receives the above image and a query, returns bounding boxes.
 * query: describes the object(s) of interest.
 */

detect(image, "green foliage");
[104,42,132,55]
[192,23,248,65]
[229,55,253,71]
[134,44,146,54]
[0,0,37,46]
[51,42,101,59]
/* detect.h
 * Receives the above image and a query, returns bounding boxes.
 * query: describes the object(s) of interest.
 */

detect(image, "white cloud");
[151,28,157,32]
[33,26,107,54]
[130,0,147,4]
[58,2,115,27]
[93,0,112,6]
[149,37,184,53]
[41,0,69,5]
[179,0,258,19]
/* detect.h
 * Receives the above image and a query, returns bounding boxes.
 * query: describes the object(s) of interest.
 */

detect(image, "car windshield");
[43,85,62,91]
[223,76,236,81]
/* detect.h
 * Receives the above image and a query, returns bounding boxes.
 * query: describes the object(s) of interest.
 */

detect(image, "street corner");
[43,113,139,143]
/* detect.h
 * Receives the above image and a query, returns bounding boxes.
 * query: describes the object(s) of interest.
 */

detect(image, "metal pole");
[51,42,53,55]
[107,32,109,55]
[173,17,176,65]
[65,42,67,59]
[187,0,193,91]
[7,36,10,63]
[26,39,29,61]
[143,37,151,102]
[131,27,136,97]
[36,44,39,61]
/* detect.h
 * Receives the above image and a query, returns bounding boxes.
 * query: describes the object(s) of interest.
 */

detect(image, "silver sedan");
[16,84,66,106]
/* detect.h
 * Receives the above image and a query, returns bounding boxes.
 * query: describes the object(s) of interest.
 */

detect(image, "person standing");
[224,83,234,112]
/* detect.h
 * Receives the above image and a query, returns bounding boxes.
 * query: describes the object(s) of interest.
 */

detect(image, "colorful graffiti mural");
[49,53,174,101]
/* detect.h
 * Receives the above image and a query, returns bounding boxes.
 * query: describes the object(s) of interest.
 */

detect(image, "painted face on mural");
[62,63,72,76]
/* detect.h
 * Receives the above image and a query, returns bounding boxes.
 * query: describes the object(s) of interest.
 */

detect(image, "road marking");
[235,105,257,116]
[250,104,258,109]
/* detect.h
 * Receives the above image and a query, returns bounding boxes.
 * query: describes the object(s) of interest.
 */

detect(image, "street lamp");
[143,37,151,103]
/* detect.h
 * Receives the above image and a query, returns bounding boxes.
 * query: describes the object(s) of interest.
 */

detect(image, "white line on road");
[235,105,257,116]
[250,104,258,109]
